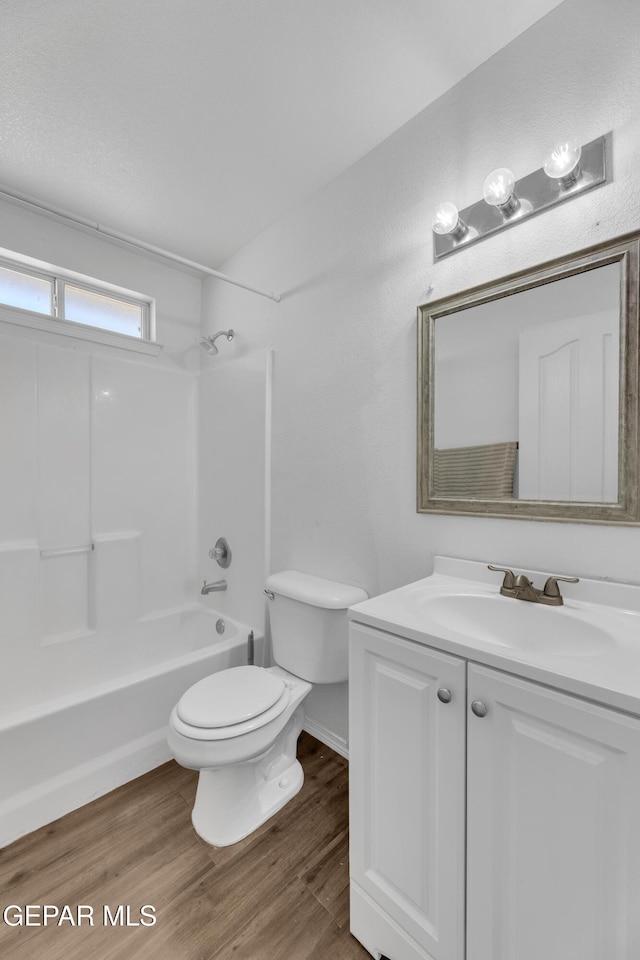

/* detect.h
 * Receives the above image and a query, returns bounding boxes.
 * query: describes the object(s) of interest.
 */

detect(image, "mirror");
[418,232,640,523]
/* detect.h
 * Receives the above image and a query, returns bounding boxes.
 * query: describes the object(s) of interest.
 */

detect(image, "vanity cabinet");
[349,623,466,960]
[466,663,640,960]
[349,622,640,960]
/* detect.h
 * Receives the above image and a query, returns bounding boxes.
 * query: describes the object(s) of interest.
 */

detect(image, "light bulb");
[483,168,516,207]
[543,138,582,182]
[432,201,461,236]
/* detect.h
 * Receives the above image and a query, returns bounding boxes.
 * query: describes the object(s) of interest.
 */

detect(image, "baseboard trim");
[303,717,349,760]
[3,719,348,848]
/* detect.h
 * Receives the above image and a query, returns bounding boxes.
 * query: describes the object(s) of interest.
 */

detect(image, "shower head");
[198,336,218,355]
[198,329,235,356]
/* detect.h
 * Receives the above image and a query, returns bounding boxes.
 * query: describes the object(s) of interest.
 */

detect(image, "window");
[62,284,145,337]
[0,250,154,343]
[0,263,52,313]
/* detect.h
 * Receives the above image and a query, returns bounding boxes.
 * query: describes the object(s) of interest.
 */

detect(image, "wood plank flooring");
[0,733,371,960]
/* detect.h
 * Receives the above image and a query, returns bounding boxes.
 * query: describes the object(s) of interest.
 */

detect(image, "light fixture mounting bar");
[433,135,608,261]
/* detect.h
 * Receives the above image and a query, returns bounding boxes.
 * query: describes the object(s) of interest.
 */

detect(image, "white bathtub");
[0,606,262,847]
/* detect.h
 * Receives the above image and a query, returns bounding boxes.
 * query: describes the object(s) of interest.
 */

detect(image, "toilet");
[167,570,367,846]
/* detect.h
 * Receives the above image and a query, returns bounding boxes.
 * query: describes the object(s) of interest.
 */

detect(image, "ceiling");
[1,0,564,267]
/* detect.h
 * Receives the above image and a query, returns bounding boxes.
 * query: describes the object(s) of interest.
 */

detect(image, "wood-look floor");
[0,733,372,960]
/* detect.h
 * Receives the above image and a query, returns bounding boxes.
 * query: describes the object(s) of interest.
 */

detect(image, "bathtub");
[0,605,263,847]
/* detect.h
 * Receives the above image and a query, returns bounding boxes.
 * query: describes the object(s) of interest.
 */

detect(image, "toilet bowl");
[168,570,367,846]
[168,665,311,845]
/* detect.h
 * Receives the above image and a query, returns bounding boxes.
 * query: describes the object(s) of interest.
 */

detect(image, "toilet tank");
[265,570,367,683]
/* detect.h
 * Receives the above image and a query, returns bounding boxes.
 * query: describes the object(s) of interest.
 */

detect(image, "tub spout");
[201,579,227,595]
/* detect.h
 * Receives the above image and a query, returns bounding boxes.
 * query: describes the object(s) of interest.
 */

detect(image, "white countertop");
[348,557,640,716]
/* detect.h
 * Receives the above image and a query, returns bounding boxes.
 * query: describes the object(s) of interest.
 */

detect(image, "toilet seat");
[173,666,292,741]
[177,665,285,727]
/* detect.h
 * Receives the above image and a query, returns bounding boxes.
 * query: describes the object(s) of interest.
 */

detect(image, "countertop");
[348,556,640,716]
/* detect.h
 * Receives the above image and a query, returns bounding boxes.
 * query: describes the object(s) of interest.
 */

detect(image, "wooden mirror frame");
[417,231,640,523]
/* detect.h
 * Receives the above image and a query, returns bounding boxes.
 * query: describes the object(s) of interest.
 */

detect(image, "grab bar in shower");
[40,543,95,559]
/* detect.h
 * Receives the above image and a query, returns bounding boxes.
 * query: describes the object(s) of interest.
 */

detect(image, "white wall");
[0,200,202,693]
[197,326,270,636]
[201,0,640,747]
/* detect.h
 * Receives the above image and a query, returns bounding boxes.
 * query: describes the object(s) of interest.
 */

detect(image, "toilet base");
[191,707,305,846]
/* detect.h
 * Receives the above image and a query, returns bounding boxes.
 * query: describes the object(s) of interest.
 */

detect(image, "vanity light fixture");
[432,133,609,260]
[482,168,519,217]
[543,138,582,186]
[432,201,467,240]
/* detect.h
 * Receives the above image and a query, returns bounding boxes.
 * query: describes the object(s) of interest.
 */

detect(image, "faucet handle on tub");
[209,537,232,568]
[487,565,515,589]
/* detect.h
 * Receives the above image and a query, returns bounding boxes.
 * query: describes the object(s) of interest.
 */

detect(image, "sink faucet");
[488,565,579,606]
[201,578,227,595]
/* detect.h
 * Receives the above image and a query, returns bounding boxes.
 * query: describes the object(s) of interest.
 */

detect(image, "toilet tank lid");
[265,570,368,609]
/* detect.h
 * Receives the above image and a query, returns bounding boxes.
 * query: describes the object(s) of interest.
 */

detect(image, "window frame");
[0,258,56,315]
[0,247,159,354]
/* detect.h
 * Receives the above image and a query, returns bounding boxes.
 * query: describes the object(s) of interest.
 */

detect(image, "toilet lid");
[176,665,286,728]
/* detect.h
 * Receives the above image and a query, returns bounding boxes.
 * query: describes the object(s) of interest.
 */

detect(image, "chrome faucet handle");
[488,565,515,588]
[542,575,579,598]
[209,537,232,568]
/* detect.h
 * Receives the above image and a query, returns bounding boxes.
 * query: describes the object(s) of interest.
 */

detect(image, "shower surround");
[0,327,204,844]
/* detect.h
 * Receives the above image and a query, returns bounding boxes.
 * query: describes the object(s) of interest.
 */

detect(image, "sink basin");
[418,593,615,656]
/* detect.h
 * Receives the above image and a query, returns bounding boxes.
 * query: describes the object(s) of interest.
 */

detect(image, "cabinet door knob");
[471,699,488,718]
[437,687,452,703]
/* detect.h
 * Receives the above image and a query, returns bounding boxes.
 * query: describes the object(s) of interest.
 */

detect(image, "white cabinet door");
[467,664,640,960]
[349,623,466,960]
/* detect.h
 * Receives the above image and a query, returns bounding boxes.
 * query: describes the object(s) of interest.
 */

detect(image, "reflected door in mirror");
[518,312,619,501]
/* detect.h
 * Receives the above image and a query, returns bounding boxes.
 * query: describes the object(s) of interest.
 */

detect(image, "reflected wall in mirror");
[418,232,640,523]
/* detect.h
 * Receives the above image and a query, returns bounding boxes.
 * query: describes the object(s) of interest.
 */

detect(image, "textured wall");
[202,0,640,746]
[0,198,202,362]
